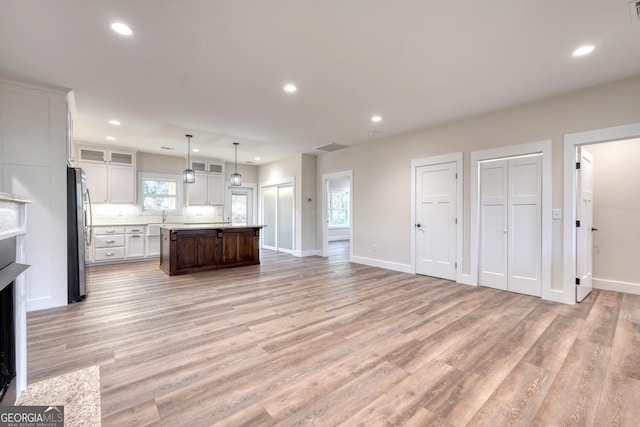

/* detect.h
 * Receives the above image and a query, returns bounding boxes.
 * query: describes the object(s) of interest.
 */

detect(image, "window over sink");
[139,173,182,212]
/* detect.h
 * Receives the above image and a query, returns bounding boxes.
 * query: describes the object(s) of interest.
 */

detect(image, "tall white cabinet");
[0,78,70,311]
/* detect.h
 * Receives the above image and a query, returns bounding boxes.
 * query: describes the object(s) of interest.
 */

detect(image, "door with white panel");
[415,162,457,280]
[479,160,508,290]
[261,184,294,253]
[576,147,594,302]
[480,155,541,296]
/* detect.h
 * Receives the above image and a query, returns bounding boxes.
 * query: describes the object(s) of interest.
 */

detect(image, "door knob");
[591,227,599,232]
[416,224,421,228]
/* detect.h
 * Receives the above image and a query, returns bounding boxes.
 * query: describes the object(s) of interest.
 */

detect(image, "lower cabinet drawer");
[94,247,125,261]
[95,234,125,248]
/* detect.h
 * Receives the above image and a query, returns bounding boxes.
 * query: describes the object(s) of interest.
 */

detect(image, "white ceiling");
[1,1,639,164]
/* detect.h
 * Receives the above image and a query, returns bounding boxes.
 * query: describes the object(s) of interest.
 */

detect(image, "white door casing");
[415,162,457,280]
[576,147,594,302]
[479,155,541,297]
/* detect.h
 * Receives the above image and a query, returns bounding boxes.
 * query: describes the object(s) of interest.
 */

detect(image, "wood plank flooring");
[25,242,640,426]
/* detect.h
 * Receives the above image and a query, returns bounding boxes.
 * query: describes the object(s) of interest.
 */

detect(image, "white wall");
[587,138,640,288]
[0,79,69,311]
[316,74,640,301]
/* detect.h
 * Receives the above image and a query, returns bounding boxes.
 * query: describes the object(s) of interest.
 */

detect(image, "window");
[139,173,181,211]
[231,193,248,225]
[328,190,349,227]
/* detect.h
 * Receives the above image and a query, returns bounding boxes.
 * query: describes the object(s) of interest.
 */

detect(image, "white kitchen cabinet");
[187,157,225,206]
[125,226,145,258]
[77,144,136,204]
[109,165,136,203]
[145,224,161,257]
[207,174,225,205]
[93,226,125,261]
[82,162,108,203]
[146,236,160,257]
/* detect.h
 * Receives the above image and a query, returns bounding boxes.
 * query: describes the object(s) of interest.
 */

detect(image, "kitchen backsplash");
[92,204,225,225]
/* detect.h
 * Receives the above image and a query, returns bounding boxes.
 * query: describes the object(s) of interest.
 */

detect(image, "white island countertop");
[160,224,264,231]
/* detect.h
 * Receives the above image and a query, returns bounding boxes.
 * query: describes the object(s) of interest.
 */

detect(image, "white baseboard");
[593,278,640,296]
[350,255,413,274]
[293,249,321,257]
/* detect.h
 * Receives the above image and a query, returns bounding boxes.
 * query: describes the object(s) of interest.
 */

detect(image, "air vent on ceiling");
[313,143,346,152]
[630,0,640,23]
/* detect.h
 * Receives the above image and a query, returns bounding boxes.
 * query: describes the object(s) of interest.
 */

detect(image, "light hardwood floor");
[26,242,640,426]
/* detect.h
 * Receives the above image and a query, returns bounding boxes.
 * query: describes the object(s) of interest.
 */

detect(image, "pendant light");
[231,142,242,186]
[183,134,195,183]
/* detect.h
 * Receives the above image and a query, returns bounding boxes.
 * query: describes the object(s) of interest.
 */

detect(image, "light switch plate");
[553,209,562,219]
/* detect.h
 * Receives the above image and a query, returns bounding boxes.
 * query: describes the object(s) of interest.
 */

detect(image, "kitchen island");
[159,224,263,276]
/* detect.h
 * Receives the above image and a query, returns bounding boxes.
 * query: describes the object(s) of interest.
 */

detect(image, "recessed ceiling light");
[371,115,382,123]
[108,119,121,126]
[254,157,261,161]
[283,84,297,93]
[111,22,133,36]
[106,136,116,141]
[572,45,595,57]
[192,148,199,153]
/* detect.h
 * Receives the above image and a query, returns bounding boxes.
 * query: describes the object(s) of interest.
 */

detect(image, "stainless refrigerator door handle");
[86,189,93,246]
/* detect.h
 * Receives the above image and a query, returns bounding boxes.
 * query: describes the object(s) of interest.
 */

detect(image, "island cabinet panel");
[220,229,259,266]
[160,226,261,276]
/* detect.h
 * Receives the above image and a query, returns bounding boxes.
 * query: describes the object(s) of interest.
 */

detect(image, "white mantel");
[0,191,30,402]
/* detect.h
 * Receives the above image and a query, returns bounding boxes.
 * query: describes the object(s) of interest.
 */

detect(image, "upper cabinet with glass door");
[187,157,225,206]
[76,144,137,204]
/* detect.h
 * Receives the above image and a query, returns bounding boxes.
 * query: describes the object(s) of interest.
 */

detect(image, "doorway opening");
[564,123,640,302]
[321,171,352,259]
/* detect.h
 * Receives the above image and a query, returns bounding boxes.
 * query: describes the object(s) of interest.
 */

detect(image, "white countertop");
[160,224,264,231]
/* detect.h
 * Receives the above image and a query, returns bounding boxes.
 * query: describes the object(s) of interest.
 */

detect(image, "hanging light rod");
[183,134,195,183]
[231,142,242,186]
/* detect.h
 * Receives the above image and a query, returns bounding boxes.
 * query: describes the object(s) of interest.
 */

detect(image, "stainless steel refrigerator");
[67,167,92,303]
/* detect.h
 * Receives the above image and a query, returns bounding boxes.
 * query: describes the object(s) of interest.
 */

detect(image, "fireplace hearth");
[0,193,30,405]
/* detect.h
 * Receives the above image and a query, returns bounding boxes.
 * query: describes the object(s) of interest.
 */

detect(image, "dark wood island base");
[160,225,263,276]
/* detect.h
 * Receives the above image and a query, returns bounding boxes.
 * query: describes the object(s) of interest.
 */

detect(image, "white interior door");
[277,185,294,252]
[262,187,277,249]
[507,156,542,296]
[415,162,457,280]
[480,160,508,290]
[480,155,541,296]
[576,147,594,302]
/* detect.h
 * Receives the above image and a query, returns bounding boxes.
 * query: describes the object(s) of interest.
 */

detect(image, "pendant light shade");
[183,134,195,183]
[231,142,242,186]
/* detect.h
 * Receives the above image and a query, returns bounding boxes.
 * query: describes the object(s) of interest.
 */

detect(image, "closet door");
[479,160,508,290]
[507,156,541,296]
[262,187,277,250]
[277,185,294,252]
[479,156,541,296]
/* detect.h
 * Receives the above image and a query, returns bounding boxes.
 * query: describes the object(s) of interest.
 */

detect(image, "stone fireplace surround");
[0,192,30,405]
